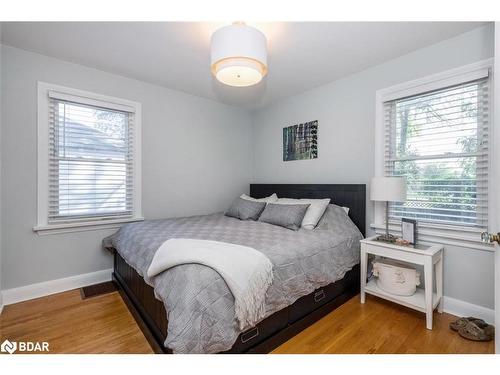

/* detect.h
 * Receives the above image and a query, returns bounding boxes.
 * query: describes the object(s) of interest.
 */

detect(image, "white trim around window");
[373,58,495,251]
[35,82,143,235]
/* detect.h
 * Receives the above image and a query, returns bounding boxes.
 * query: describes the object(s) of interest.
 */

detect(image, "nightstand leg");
[424,257,433,330]
[436,255,443,313]
[360,247,367,304]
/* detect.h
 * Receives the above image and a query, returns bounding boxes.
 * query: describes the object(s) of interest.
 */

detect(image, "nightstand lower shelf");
[365,279,439,313]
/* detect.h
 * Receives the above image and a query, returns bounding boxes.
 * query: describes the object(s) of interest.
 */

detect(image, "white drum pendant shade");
[211,24,268,87]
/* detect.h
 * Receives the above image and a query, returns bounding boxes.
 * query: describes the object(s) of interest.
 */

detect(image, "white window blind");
[384,76,490,229]
[48,98,134,222]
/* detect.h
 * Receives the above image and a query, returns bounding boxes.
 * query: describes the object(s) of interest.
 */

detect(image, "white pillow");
[240,193,278,204]
[343,206,350,214]
[276,198,331,229]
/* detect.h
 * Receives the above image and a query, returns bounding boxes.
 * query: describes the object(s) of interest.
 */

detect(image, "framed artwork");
[283,120,318,161]
[401,218,417,245]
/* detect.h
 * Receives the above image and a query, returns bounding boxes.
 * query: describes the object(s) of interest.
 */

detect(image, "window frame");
[35,82,143,235]
[373,59,495,251]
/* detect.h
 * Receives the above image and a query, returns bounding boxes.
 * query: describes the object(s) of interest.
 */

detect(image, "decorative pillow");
[315,204,361,236]
[276,198,331,229]
[225,197,266,221]
[240,193,278,204]
[258,203,310,231]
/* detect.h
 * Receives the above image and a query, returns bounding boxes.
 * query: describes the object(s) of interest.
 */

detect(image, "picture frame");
[401,218,417,245]
[283,120,318,161]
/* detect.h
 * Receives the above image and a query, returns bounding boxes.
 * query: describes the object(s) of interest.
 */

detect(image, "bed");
[107,184,366,353]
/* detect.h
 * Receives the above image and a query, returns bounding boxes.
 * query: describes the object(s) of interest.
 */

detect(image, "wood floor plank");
[0,290,494,354]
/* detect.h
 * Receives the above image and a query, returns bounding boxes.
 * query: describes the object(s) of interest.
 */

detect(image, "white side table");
[360,236,444,330]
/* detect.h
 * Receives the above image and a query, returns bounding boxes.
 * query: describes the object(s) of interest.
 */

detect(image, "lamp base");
[375,233,397,243]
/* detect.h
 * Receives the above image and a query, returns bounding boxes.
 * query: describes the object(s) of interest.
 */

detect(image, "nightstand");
[360,236,444,330]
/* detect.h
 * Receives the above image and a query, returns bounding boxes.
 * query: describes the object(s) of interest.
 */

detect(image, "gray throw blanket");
[104,204,362,353]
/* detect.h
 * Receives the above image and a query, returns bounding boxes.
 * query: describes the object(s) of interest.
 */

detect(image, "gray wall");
[0,45,252,290]
[0,24,495,310]
[251,24,495,309]
[0,26,3,308]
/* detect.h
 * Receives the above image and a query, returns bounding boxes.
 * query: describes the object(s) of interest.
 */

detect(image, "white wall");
[252,24,495,309]
[0,45,253,290]
[0,25,3,311]
[494,21,500,353]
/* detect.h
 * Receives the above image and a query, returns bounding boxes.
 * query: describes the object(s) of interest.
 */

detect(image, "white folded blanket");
[147,238,274,330]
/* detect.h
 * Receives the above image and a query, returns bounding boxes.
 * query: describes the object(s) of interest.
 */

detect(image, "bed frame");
[112,184,366,353]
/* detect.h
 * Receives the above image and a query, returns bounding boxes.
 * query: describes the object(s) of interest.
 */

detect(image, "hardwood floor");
[272,295,494,354]
[0,289,153,354]
[0,289,494,354]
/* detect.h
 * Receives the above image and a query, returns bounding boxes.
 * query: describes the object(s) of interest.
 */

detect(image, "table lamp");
[370,177,407,242]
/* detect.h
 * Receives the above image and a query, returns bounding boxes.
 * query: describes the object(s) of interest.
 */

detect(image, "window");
[381,65,490,232]
[36,83,142,233]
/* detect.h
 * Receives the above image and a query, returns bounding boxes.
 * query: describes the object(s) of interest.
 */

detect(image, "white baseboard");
[1,268,113,307]
[443,296,495,324]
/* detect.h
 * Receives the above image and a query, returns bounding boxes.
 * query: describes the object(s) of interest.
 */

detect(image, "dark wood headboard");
[250,184,366,236]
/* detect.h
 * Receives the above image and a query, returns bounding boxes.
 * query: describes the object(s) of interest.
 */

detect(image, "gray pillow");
[225,197,266,221]
[315,204,362,237]
[258,203,310,230]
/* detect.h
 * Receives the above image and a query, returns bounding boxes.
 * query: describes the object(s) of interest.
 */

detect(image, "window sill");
[370,222,494,252]
[33,217,145,236]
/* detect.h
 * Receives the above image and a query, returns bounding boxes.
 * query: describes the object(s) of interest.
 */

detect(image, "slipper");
[458,321,495,342]
[449,316,485,332]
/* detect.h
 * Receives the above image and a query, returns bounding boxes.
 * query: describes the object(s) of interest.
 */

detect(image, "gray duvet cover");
[104,204,362,353]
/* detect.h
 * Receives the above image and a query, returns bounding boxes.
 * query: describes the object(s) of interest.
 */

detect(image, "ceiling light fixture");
[210,22,268,87]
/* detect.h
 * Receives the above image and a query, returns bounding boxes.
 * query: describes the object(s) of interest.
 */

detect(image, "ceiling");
[0,22,488,109]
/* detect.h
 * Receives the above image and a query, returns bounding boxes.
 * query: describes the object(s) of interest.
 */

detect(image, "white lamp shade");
[210,23,268,87]
[370,177,407,202]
